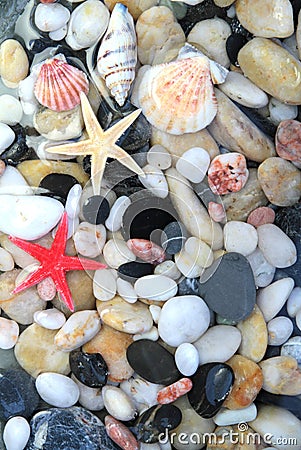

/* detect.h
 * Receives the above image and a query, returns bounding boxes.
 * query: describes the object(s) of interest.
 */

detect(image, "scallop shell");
[97,3,137,107]
[34,58,89,112]
[138,56,218,135]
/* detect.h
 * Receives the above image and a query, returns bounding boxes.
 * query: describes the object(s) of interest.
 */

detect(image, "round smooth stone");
[93,269,116,301]
[0,123,15,154]
[82,195,110,225]
[69,350,108,388]
[147,144,172,170]
[237,305,268,363]
[287,287,301,317]
[3,416,30,450]
[188,363,234,418]
[269,99,298,125]
[116,278,137,303]
[26,407,120,450]
[174,343,199,377]
[198,252,256,322]
[136,404,182,444]
[260,356,301,395]
[126,339,181,385]
[257,224,297,268]
[223,221,258,257]
[247,206,275,227]
[267,316,294,346]
[154,260,181,280]
[74,222,106,258]
[0,95,23,125]
[0,317,19,349]
[281,336,301,364]
[276,119,301,162]
[118,261,154,282]
[214,403,257,426]
[0,165,32,196]
[0,40,29,86]
[161,221,187,255]
[37,276,57,301]
[102,386,136,421]
[105,196,131,232]
[33,308,66,330]
[103,239,136,269]
[138,164,168,199]
[34,3,70,32]
[257,277,294,322]
[184,237,214,268]
[36,372,79,408]
[247,248,276,288]
[219,71,269,108]
[194,325,241,364]
[0,368,39,420]
[256,390,301,420]
[176,147,210,183]
[134,275,177,302]
[39,173,78,204]
[133,326,159,342]
[71,374,104,411]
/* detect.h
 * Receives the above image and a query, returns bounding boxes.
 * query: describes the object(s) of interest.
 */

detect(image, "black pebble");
[39,173,78,205]
[118,261,154,282]
[82,195,110,225]
[126,339,181,385]
[0,368,39,420]
[161,221,187,255]
[226,33,248,66]
[69,350,108,388]
[177,277,200,296]
[1,124,36,166]
[188,363,234,418]
[274,204,301,239]
[178,0,228,36]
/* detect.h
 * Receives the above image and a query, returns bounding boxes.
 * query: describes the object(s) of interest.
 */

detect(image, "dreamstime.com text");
[158,423,299,447]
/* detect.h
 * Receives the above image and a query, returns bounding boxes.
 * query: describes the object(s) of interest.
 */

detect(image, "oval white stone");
[154,260,181,280]
[287,287,301,317]
[117,277,137,303]
[147,144,172,170]
[0,166,33,196]
[0,247,14,272]
[176,147,210,183]
[3,416,30,450]
[93,268,117,301]
[33,308,66,330]
[184,237,214,268]
[0,123,15,153]
[0,317,19,349]
[219,71,269,108]
[194,325,241,364]
[36,372,79,407]
[74,222,106,258]
[105,196,131,232]
[65,184,82,219]
[139,164,169,198]
[134,275,177,301]
[224,221,258,256]
[214,403,257,426]
[268,316,293,346]
[257,224,297,268]
[35,3,70,32]
[149,305,161,324]
[133,326,159,342]
[102,385,136,421]
[175,249,203,278]
[71,374,104,411]
[175,343,199,376]
[247,247,276,288]
[103,239,136,269]
[158,295,210,346]
[257,278,295,322]
[0,95,23,125]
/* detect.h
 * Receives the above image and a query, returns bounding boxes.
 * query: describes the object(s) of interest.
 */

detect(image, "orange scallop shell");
[34,58,89,112]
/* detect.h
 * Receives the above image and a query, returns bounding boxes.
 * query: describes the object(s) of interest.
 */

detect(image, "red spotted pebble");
[276,119,301,162]
[127,239,166,264]
[247,206,275,227]
[208,202,226,223]
[157,377,193,404]
[208,153,249,195]
[105,416,139,450]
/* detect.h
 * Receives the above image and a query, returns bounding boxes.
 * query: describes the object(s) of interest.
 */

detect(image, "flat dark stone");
[0,368,39,420]
[177,277,199,296]
[161,222,187,255]
[82,195,110,225]
[257,391,301,420]
[118,261,154,282]
[188,363,234,418]
[39,173,78,205]
[198,252,256,322]
[69,351,108,388]
[226,33,248,66]
[275,204,301,240]
[126,340,181,385]
[26,407,120,450]
[1,125,37,166]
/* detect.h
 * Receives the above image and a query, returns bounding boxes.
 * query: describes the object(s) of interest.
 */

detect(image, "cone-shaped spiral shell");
[138,57,218,135]
[97,3,137,107]
[34,58,89,112]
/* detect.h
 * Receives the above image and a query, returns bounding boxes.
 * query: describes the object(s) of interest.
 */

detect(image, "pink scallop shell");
[34,58,89,112]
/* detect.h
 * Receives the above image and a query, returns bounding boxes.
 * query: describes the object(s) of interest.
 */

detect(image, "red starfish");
[9,212,106,312]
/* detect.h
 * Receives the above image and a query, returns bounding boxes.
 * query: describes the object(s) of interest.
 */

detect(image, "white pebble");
[0,166,33,196]
[224,221,258,256]
[149,305,161,324]
[194,325,241,364]
[117,277,137,303]
[18,73,38,115]
[287,287,301,317]
[49,24,68,41]
[176,147,210,183]
[158,295,210,346]
[102,386,136,421]
[3,416,30,450]
[133,326,159,341]
[147,144,171,170]
[35,372,79,407]
[120,375,162,413]
[15,263,40,287]
[139,164,169,198]
[0,95,23,125]
[0,247,14,271]
[52,214,78,240]
[105,196,131,232]
[184,237,214,268]
[71,374,104,411]
[34,3,70,32]
[247,247,276,288]
[268,316,293,346]
[154,260,181,280]
[0,123,15,154]
[134,275,177,301]
[175,343,199,376]
[93,268,117,301]
[74,222,106,258]
[296,309,301,332]
[175,249,203,278]
[269,97,298,124]
[214,403,257,426]
[0,317,19,349]
[219,71,269,108]
[257,278,295,322]
[103,239,136,269]
[65,184,82,219]
[33,308,66,330]
[257,224,297,268]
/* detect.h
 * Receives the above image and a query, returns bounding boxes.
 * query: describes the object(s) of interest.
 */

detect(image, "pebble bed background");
[0,0,301,449]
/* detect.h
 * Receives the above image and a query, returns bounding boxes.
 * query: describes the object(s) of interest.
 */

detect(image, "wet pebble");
[208,152,249,195]
[268,316,294,346]
[102,386,136,421]
[105,416,139,450]
[260,356,301,395]
[176,147,210,183]
[287,287,301,317]
[0,123,15,154]
[36,372,80,408]
[257,277,294,321]
[247,206,275,227]
[0,95,23,125]
[34,3,70,32]
[37,276,57,301]
[127,239,165,265]
[74,222,106,258]
[154,260,181,280]
[105,196,131,232]
[237,305,268,362]
[118,261,154,281]
[104,239,136,269]
[134,275,177,302]
[161,221,187,255]
[0,317,19,349]
[214,403,257,426]
[257,223,297,268]
[276,119,301,162]
[33,308,66,330]
[0,247,14,272]
[0,39,29,86]
[223,221,258,256]
[269,98,298,125]
[69,350,108,388]
[138,164,168,199]
[116,278,137,303]
[3,416,30,450]
[82,195,110,225]
[174,343,199,377]
[194,325,241,364]
[157,378,193,404]
[71,374,104,411]
[33,106,84,141]
[120,374,163,413]
[65,184,82,219]
[247,247,276,287]
[281,336,301,364]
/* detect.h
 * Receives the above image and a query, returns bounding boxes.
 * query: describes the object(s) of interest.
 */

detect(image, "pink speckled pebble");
[127,239,166,264]
[247,207,275,227]
[276,119,301,162]
[37,276,57,301]
[105,416,139,450]
[208,202,226,223]
[208,153,249,195]
[157,377,193,404]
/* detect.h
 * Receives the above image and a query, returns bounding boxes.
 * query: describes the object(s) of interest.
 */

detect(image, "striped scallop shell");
[138,56,218,135]
[34,58,89,112]
[97,3,137,107]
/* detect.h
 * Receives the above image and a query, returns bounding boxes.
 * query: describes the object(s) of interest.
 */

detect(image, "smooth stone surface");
[71,374,104,411]
[118,261,154,282]
[134,275,177,302]
[120,374,163,413]
[268,316,293,346]
[198,252,256,322]
[287,287,301,317]
[260,355,301,395]
[34,3,70,32]
[238,37,301,105]
[193,325,241,364]
[14,323,70,378]
[269,98,298,125]
[281,336,301,365]
[0,123,15,154]
[126,339,181,385]
[0,165,33,196]
[139,164,168,199]
[258,157,301,207]
[0,39,28,85]
[36,372,79,408]
[82,195,110,225]
[188,363,234,418]
[247,248,276,288]
[3,416,30,450]
[93,269,116,301]
[175,343,199,377]
[97,296,153,334]
[214,403,257,426]
[257,224,297,268]
[26,407,120,450]
[184,237,214,268]
[256,390,301,420]
[39,173,78,205]
[247,206,276,228]
[176,147,210,184]
[105,196,131,232]
[69,350,108,388]
[0,317,19,350]
[103,239,136,269]
[147,144,171,170]
[161,221,187,255]
[237,305,268,362]
[116,278,138,303]
[34,105,84,141]
[83,324,133,383]
[276,119,301,162]
[154,260,181,281]
[223,221,258,257]
[223,355,263,410]
[257,278,294,322]
[102,386,136,421]
[158,295,210,347]
[34,308,66,330]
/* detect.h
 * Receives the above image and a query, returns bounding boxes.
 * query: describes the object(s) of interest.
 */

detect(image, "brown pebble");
[208,153,249,195]
[105,416,139,450]
[247,206,275,227]
[276,119,301,162]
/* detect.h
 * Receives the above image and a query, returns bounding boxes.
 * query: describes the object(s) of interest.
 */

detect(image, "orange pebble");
[247,206,275,227]
[157,378,193,404]
[105,416,139,450]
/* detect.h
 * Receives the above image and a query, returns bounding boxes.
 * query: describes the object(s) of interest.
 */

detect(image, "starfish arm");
[51,212,68,258]
[80,92,105,139]
[13,266,48,294]
[52,270,75,312]
[9,236,47,261]
[61,255,107,271]
[46,139,93,156]
[90,151,107,195]
[110,144,145,177]
[105,109,142,143]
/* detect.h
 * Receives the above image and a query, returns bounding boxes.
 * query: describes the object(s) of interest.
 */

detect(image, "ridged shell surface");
[34,58,89,112]
[138,57,217,135]
[97,3,137,106]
